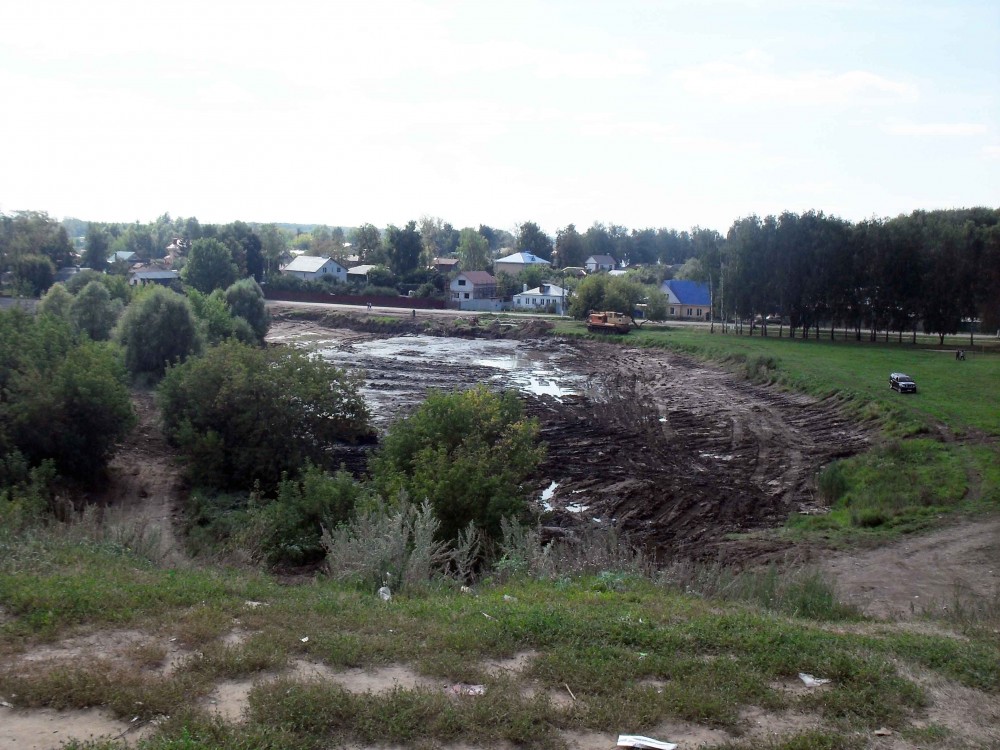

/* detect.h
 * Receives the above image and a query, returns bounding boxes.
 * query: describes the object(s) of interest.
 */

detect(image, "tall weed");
[321,499,449,592]
[494,518,651,581]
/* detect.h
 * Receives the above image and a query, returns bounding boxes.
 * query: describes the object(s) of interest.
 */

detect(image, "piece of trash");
[378,586,392,602]
[503,594,517,602]
[447,683,486,696]
[244,600,266,609]
[617,735,677,749]
[482,611,494,620]
[169,637,177,642]
[637,652,649,660]
[460,585,473,594]
[0,700,13,708]
[798,672,831,687]
[873,728,893,736]
[300,637,309,643]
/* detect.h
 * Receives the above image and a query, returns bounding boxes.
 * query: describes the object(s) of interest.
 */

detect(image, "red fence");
[263,288,446,310]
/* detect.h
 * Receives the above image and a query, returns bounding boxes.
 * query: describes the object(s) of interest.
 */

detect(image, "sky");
[1,0,998,235]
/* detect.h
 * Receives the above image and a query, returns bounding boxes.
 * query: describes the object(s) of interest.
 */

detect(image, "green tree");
[385,221,422,276]
[555,224,586,268]
[457,228,490,271]
[0,310,134,481]
[370,385,543,541]
[188,289,256,346]
[37,283,73,320]
[223,278,270,342]
[11,254,55,296]
[71,280,122,341]
[82,224,110,271]
[515,221,553,260]
[157,341,373,490]
[258,223,289,280]
[10,340,135,479]
[569,274,608,319]
[350,223,384,263]
[182,238,239,293]
[116,287,201,379]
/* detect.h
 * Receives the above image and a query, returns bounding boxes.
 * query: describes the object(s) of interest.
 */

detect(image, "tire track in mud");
[527,342,870,563]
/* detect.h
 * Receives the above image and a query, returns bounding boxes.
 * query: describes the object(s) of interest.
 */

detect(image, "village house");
[585,255,617,273]
[493,251,551,277]
[346,264,379,283]
[512,283,570,315]
[431,257,460,274]
[281,255,348,283]
[660,279,711,320]
[129,269,180,287]
[107,251,138,265]
[450,271,500,311]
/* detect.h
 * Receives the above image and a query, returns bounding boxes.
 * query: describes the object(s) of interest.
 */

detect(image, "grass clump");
[659,562,860,621]
[790,439,970,538]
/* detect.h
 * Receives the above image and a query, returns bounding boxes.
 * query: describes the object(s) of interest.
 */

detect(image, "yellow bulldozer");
[586,310,631,334]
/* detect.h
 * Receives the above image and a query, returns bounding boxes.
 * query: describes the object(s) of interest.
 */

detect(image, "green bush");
[158,341,373,490]
[370,386,544,541]
[0,309,134,481]
[116,286,201,379]
[239,466,369,565]
[223,278,269,342]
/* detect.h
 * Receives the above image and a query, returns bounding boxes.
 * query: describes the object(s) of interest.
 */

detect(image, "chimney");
[523,283,528,292]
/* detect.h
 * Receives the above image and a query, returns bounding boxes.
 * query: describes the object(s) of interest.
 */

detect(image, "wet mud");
[268,314,869,564]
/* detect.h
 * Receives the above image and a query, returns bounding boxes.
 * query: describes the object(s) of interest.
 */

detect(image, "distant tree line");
[4,206,997,338]
[715,208,1000,343]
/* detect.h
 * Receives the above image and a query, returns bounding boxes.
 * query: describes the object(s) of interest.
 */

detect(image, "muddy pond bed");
[268,315,868,564]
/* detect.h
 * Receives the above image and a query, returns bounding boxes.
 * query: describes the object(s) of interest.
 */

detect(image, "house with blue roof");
[660,279,711,320]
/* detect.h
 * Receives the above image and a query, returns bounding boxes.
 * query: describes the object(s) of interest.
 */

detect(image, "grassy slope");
[0,536,997,749]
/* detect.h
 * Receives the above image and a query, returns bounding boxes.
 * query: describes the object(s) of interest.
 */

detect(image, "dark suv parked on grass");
[889,372,917,393]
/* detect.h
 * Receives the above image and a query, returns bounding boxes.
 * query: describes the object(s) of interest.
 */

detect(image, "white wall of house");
[512,284,569,314]
[282,256,348,283]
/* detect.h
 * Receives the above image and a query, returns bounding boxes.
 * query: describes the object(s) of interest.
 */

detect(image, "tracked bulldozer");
[586,310,631,334]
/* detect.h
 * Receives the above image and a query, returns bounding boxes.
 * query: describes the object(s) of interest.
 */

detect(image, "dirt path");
[822,516,1000,619]
[87,390,188,567]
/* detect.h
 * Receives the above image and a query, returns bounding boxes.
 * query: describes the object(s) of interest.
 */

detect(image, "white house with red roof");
[449,271,500,311]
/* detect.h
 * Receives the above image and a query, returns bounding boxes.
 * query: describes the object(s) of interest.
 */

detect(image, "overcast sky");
[1,0,997,235]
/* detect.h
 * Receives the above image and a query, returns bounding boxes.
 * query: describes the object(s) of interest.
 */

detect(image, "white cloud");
[984,145,1000,159]
[884,121,989,137]
[673,58,917,105]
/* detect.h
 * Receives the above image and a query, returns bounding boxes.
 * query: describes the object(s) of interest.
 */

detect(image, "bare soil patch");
[84,389,188,567]
[0,705,151,750]
[822,516,1000,619]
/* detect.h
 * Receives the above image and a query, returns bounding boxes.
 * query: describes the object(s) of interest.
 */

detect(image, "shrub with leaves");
[0,309,134,482]
[158,341,373,490]
[116,286,201,379]
[235,466,370,565]
[370,386,543,541]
